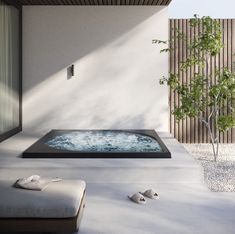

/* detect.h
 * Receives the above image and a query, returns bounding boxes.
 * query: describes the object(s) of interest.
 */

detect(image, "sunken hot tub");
[22,130,171,158]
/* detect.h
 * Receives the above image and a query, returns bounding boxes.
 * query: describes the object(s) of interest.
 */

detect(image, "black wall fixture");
[71,64,75,77]
[67,64,75,80]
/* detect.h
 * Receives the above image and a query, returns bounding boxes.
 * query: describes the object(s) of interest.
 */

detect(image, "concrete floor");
[0,131,234,234]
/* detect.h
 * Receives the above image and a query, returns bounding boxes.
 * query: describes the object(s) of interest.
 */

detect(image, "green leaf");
[154,14,235,157]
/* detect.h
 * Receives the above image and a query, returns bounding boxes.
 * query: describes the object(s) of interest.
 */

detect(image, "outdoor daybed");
[0,179,86,233]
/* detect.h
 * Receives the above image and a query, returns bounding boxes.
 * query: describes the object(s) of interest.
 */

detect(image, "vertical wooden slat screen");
[169,19,235,143]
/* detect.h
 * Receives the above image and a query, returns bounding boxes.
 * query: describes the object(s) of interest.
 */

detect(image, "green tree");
[154,15,235,161]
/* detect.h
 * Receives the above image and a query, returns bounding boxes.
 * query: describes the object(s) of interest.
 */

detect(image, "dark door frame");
[0,0,22,142]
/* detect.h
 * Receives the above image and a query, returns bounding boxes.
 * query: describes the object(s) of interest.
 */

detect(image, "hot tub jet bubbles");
[45,130,162,153]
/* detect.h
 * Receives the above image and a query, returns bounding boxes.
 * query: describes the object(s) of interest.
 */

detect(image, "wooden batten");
[3,0,172,5]
[169,19,235,143]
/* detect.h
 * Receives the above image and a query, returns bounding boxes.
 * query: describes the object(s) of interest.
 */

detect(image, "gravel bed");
[183,144,235,192]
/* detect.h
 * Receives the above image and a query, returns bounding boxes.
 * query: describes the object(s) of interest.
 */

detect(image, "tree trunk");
[201,113,219,162]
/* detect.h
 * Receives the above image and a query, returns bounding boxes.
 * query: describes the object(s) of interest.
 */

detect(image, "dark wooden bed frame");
[0,191,86,233]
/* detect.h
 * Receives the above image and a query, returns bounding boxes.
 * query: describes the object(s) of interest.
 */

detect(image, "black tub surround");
[22,130,171,158]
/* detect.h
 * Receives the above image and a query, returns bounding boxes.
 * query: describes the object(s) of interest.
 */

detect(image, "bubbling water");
[45,130,163,153]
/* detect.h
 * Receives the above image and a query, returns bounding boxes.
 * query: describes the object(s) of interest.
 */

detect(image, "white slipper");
[141,189,159,199]
[128,193,146,204]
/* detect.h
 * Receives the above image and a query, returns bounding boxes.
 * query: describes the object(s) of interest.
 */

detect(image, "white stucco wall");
[22,6,169,134]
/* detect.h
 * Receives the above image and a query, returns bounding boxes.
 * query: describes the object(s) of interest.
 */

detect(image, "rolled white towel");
[14,175,62,191]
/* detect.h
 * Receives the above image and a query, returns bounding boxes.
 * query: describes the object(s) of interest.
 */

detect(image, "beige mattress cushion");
[0,179,86,218]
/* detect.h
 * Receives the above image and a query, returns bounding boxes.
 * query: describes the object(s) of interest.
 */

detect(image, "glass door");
[0,0,21,142]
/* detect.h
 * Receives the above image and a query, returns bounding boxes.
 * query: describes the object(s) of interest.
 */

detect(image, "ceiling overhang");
[4,0,172,6]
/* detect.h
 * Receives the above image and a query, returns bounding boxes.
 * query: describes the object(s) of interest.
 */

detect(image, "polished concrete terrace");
[0,131,234,234]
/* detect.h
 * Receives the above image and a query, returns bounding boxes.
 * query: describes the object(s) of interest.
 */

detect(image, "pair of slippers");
[128,189,159,204]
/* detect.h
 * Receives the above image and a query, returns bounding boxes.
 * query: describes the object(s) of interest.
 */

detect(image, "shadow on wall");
[23,6,169,134]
